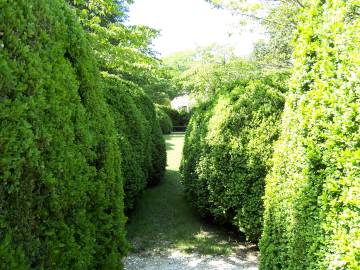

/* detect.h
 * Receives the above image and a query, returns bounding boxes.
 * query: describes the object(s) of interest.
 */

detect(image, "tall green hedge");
[158,104,191,127]
[180,76,286,241]
[260,0,360,269]
[131,87,167,186]
[102,75,149,211]
[155,105,173,134]
[0,1,127,268]
[180,101,214,216]
[103,75,166,210]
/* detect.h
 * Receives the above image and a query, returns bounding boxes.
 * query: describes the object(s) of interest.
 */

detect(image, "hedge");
[260,0,360,269]
[103,75,166,210]
[180,76,286,241]
[155,105,173,134]
[130,86,167,186]
[0,1,127,269]
[157,104,191,127]
[180,101,214,217]
[102,75,149,212]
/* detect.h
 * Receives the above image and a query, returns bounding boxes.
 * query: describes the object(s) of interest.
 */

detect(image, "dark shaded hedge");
[260,0,360,269]
[158,105,191,127]
[130,86,167,186]
[0,1,127,269]
[180,76,286,241]
[103,75,149,211]
[103,76,166,210]
[155,105,173,134]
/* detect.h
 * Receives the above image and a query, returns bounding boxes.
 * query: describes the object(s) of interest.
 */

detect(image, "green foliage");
[260,0,360,268]
[180,102,214,216]
[102,75,149,211]
[0,234,28,270]
[149,124,167,186]
[102,75,167,209]
[163,46,259,97]
[66,0,132,28]
[206,0,303,70]
[155,105,173,134]
[157,105,191,127]
[180,75,286,241]
[177,109,192,127]
[130,86,167,186]
[251,2,301,70]
[127,134,251,257]
[0,0,127,268]
[68,0,178,105]
[69,0,167,201]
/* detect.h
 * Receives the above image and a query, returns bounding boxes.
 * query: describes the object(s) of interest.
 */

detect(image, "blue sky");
[128,0,264,57]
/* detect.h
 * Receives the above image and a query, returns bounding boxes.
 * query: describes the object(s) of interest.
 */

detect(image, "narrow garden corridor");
[124,134,259,270]
[2,1,358,269]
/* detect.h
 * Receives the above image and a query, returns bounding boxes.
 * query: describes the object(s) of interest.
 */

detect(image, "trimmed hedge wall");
[0,1,127,269]
[180,76,286,241]
[103,76,149,211]
[157,104,191,127]
[130,87,167,186]
[180,101,214,217]
[103,76,167,209]
[260,0,360,269]
[155,105,173,134]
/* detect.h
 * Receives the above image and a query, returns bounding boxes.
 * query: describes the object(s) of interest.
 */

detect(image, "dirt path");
[124,133,259,270]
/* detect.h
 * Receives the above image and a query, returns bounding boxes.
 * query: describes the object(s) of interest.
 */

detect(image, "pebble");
[124,249,259,270]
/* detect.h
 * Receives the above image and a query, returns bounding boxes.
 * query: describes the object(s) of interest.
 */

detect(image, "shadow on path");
[125,134,259,269]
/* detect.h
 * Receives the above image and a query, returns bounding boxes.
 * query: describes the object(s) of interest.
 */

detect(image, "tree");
[205,0,304,69]
[163,45,261,98]
[68,0,175,104]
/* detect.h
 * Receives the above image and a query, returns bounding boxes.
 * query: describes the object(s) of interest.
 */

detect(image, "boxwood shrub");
[260,0,360,269]
[155,105,173,134]
[103,75,166,209]
[0,1,127,269]
[180,100,215,216]
[130,86,167,186]
[102,75,151,211]
[158,104,191,127]
[180,76,286,241]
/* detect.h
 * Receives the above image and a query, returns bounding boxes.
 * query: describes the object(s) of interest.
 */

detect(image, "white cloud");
[128,0,264,57]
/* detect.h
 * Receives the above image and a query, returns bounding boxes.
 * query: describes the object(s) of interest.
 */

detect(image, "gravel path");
[124,247,259,270]
[125,134,259,270]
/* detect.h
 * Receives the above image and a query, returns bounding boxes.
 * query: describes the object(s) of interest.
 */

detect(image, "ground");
[124,133,259,270]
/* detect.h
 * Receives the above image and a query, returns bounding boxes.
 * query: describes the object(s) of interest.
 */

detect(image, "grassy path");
[125,134,258,269]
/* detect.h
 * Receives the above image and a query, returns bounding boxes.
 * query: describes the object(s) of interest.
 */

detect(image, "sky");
[128,0,264,57]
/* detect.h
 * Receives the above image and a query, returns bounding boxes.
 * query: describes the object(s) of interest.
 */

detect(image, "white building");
[170,94,195,112]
